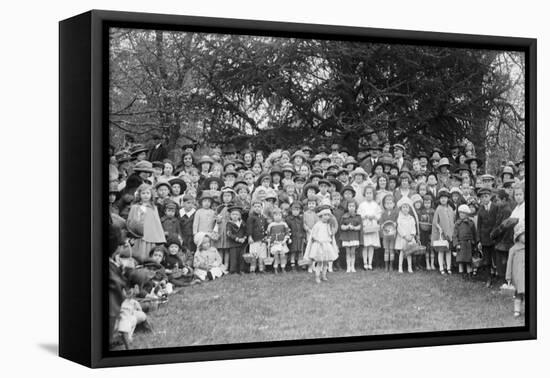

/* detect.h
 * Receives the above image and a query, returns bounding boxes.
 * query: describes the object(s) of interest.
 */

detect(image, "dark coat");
[148,144,167,162]
[453,217,477,262]
[360,157,378,175]
[490,202,514,252]
[247,212,267,242]
[161,216,182,241]
[285,214,306,252]
[226,220,248,249]
[477,202,498,246]
[179,210,196,252]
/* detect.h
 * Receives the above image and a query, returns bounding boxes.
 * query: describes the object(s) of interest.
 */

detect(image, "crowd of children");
[108,139,527,346]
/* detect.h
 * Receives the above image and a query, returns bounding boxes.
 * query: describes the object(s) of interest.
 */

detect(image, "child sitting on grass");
[193,232,225,281]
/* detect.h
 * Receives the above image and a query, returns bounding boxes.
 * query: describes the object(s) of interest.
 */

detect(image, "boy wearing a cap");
[453,204,477,279]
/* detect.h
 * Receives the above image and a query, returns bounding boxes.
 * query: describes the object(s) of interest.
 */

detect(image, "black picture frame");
[59,9,537,368]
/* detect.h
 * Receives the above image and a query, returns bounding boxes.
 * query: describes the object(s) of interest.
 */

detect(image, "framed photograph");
[59,10,536,368]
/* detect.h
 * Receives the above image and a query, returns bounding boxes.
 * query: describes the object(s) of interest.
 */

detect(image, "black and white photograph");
[106,26,528,351]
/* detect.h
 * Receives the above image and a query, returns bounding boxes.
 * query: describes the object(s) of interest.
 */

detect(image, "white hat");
[397,196,413,209]
[458,204,470,214]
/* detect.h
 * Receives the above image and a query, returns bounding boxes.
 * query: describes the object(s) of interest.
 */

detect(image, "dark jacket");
[122,173,144,197]
[148,144,167,162]
[285,214,306,251]
[179,210,195,251]
[477,202,498,246]
[490,202,514,252]
[247,212,267,242]
[226,220,248,248]
[161,216,182,241]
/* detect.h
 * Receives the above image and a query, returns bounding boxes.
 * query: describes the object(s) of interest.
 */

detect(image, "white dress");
[395,212,417,250]
[357,200,382,247]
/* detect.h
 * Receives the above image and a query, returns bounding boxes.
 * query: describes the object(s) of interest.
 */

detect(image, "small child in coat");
[267,208,291,273]
[453,204,477,279]
[432,189,456,275]
[506,223,525,317]
[179,194,196,253]
[285,202,306,271]
[161,199,182,242]
[226,206,248,274]
[246,200,268,273]
[340,199,362,273]
[418,195,435,270]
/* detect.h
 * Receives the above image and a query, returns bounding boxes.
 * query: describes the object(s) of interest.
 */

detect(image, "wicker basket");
[432,225,449,252]
[363,224,380,233]
[263,256,274,265]
[500,284,516,296]
[403,242,425,257]
[242,253,255,264]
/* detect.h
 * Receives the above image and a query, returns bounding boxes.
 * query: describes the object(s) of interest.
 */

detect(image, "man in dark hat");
[148,133,168,162]
[360,144,381,175]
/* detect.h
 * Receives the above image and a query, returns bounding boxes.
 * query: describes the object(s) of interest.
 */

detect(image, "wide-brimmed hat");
[133,160,155,173]
[341,185,356,197]
[292,150,307,160]
[220,186,236,199]
[203,176,224,189]
[465,156,483,166]
[198,155,214,165]
[130,144,149,157]
[343,156,358,167]
[502,178,516,188]
[301,145,313,153]
[480,174,496,182]
[227,205,243,214]
[316,205,332,216]
[309,171,324,180]
[350,167,369,178]
[169,178,187,192]
[264,189,278,201]
[454,164,471,175]
[270,165,283,176]
[115,150,132,163]
[293,175,307,183]
[155,179,172,192]
[477,187,493,197]
[410,193,423,204]
[437,188,451,199]
[303,182,320,194]
[396,196,413,209]
[457,204,471,214]
[163,199,179,210]
[223,169,238,178]
[328,178,344,193]
[199,190,214,202]
[501,166,515,179]
[281,163,295,174]
[437,157,451,169]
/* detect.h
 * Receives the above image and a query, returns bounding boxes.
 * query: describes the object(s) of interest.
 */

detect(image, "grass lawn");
[121,269,524,350]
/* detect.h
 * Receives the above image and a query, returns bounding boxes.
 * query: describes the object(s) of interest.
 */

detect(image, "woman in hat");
[304,205,339,283]
[432,188,455,275]
[506,222,525,317]
[453,204,477,279]
[126,183,166,263]
[436,157,452,189]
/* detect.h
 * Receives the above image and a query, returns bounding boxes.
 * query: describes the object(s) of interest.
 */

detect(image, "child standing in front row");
[226,206,248,274]
[304,206,339,283]
[506,223,525,317]
[432,189,455,275]
[453,204,477,279]
[358,185,382,270]
[418,195,435,270]
[303,195,320,273]
[246,200,268,273]
[267,208,291,274]
[379,194,398,271]
[395,197,417,273]
[126,183,166,263]
[285,202,306,271]
[340,199,362,273]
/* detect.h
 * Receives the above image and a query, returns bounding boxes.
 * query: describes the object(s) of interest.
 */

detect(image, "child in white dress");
[357,185,382,270]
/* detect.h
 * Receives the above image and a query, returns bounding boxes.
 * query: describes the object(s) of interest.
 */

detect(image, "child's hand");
[248,236,254,244]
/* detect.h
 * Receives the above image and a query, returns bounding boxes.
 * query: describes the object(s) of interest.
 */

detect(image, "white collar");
[180,208,196,217]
